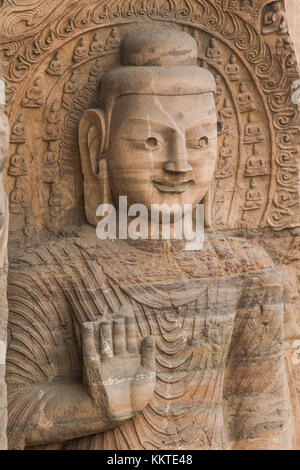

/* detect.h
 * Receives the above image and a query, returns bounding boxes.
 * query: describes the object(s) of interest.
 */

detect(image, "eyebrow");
[122,117,211,134]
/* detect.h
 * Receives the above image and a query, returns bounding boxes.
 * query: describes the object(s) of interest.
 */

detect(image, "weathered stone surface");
[0,1,300,450]
[0,69,9,450]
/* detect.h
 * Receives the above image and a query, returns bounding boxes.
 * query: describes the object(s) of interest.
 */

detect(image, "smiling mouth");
[153,181,193,193]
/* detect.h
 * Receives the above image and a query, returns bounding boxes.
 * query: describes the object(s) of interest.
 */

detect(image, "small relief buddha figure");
[225,54,240,81]
[8,144,28,177]
[237,81,255,113]
[6,27,291,452]
[206,39,222,64]
[244,112,263,144]
[88,60,103,87]
[62,71,79,110]
[243,178,263,211]
[215,135,233,178]
[215,74,224,105]
[262,2,288,35]
[21,77,43,108]
[44,102,61,141]
[89,33,104,55]
[105,27,120,50]
[10,114,25,143]
[9,178,25,215]
[228,0,240,9]
[283,38,298,75]
[46,52,62,76]
[276,38,284,55]
[218,98,233,133]
[240,0,252,10]
[244,144,269,177]
[48,183,63,218]
[72,38,88,63]
[43,141,58,164]
[42,142,60,184]
[213,181,226,228]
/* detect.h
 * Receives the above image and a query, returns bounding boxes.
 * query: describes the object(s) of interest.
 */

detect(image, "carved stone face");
[107,93,217,212]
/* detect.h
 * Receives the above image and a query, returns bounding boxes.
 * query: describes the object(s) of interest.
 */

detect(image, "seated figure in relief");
[262,1,288,35]
[244,112,263,144]
[225,54,240,81]
[6,27,291,451]
[206,39,222,64]
[237,81,255,113]
[21,78,43,108]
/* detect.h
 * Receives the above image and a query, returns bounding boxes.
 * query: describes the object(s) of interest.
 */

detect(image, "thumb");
[141,335,156,372]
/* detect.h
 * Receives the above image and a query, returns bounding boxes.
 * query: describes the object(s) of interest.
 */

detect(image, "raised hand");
[81,315,156,421]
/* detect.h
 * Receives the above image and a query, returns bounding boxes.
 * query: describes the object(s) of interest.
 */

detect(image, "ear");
[79,108,109,226]
[202,187,212,230]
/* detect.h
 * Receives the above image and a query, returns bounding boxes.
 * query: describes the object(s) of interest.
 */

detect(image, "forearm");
[224,355,292,450]
[14,382,116,448]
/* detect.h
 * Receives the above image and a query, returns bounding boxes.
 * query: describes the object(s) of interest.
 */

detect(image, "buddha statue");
[10,114,25,143]
[21,77,43,108]
[6,27,291,451]
[228,0,240,9]
[244,112,263,144]
[237,81,255,113]
[72,38,88,63]
[206,39,222,64]
[240,0,252,10]
[44,101,61,141]
[215,74,224,105]
[276,37,284,56]
[225,54,240,81]
[48,183,62,218]
[105,27,120,50]
[283,38,298,76]
[89,33,104,55]
[244,144,269,177]
[215,135,233,178]
[9,178,25,215]
[46,52,62,76]
[243,178,263,211]
[262,1,288,35]
[62,72,79,110]
[218,98,233,133]
[41,142,60,184]
[213,180,226,228]
[8,144,27,176]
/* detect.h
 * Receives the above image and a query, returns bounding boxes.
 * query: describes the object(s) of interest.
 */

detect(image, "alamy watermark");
[96,196,205,250]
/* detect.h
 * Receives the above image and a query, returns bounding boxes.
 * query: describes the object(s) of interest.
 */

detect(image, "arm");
[21,317,155,448]
[223,268,292,450]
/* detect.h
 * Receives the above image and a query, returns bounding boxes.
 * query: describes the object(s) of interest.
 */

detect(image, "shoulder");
[203,234,277,277]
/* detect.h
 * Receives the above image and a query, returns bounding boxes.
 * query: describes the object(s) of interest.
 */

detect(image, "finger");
[99,321,113,359]
[118,302,134,317]
[141,335,156,371]
[82,322,99,360]
[113,318,126,355]
[125,317,138,354]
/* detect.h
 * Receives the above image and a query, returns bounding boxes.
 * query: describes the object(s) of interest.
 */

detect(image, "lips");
[153,180,193,193]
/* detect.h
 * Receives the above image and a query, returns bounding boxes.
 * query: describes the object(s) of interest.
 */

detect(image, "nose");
[164,132,192,174]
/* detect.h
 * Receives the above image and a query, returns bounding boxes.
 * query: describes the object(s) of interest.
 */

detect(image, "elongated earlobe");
[98,158,113,206]
[202,187,212,230]
[79,108,112,226]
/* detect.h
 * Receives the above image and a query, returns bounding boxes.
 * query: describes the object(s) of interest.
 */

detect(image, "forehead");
[111,93,216,132]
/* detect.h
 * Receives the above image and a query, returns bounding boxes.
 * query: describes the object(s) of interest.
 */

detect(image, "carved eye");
[145,137,160,150]
[198,137,208,149]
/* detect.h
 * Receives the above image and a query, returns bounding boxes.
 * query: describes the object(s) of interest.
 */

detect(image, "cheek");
[107,143,155,202]
[190,149,217,184]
